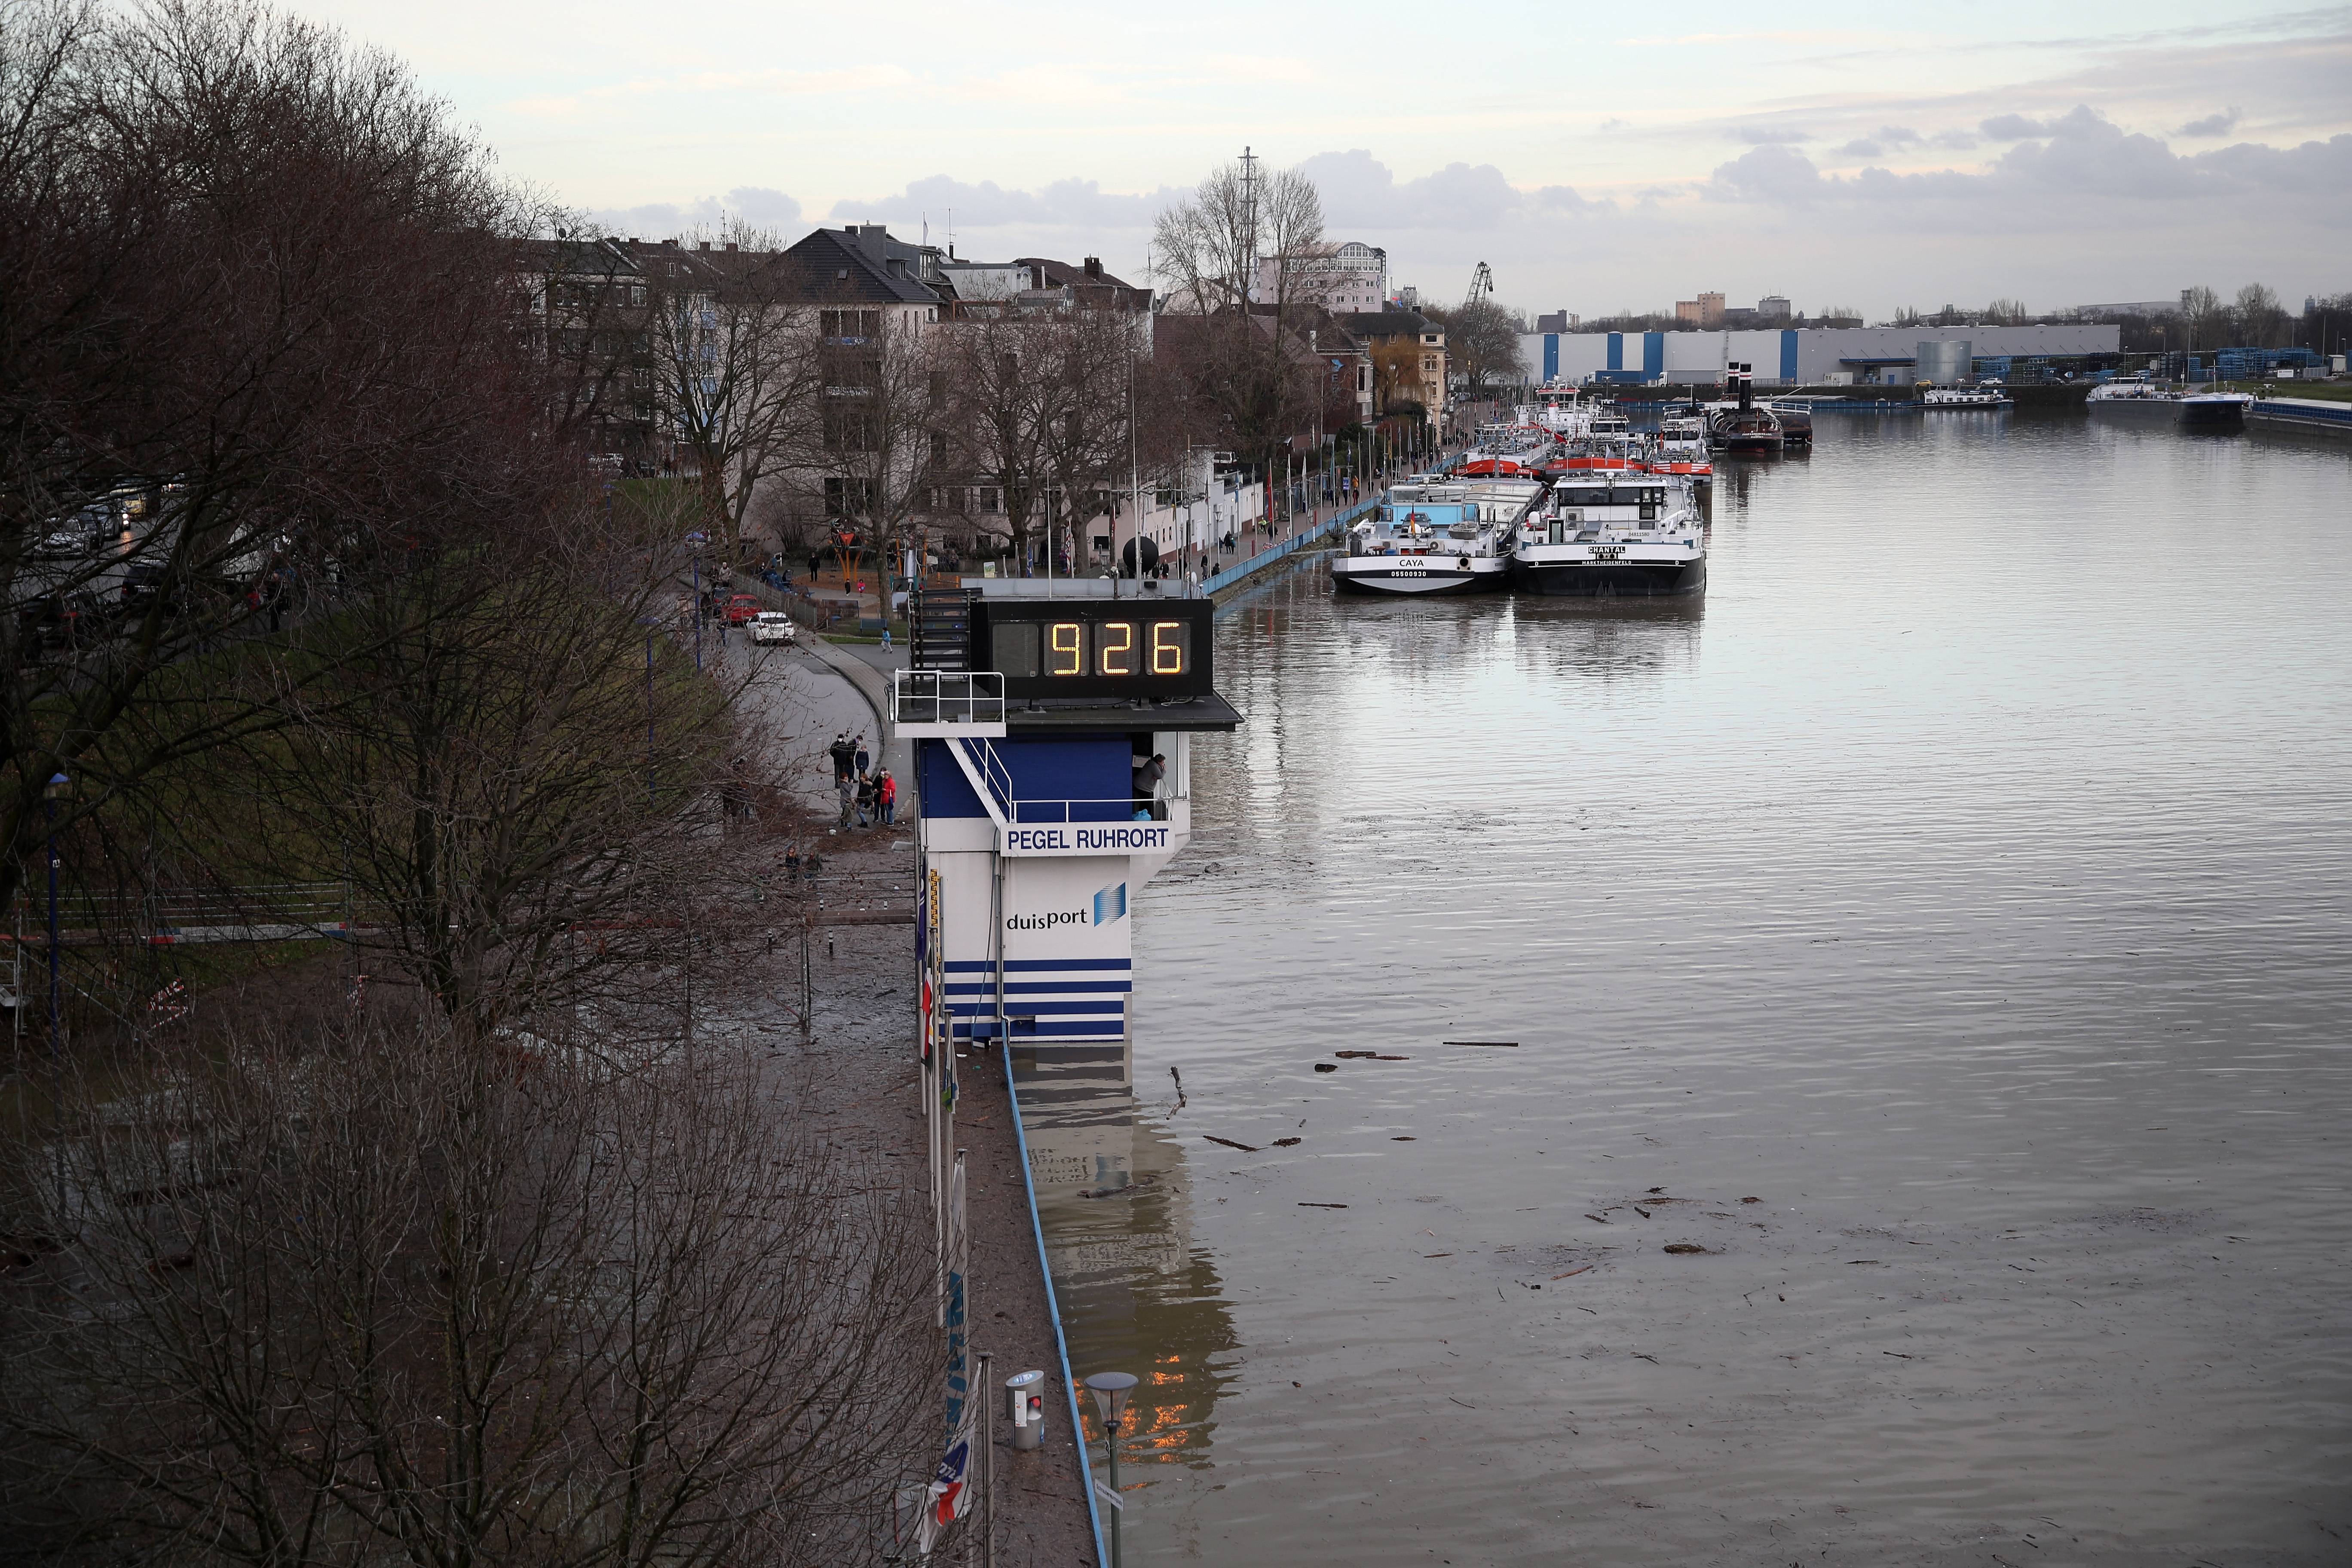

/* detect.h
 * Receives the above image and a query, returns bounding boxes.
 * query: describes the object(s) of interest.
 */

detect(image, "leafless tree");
[940,306,1144,569]
[0,0,568,925]
[793,310,938,587]
[642,226,821,566]
[1151,157,1328,479]
[1422,300,1524,394]
[146,505,747,1043]
[1,1021,935,1567]
[935,309,1057,560]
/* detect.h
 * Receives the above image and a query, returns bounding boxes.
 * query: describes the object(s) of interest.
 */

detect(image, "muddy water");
[1020,413,2352,1565]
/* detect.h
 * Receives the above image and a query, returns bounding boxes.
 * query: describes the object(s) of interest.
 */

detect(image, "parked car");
[721,594,763,625]
[747,611,795,646]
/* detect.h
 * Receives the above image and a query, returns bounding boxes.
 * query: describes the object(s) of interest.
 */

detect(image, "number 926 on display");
[970,599,1215,699]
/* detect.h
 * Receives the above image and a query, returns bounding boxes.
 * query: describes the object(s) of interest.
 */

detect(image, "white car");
[747,611,796,646]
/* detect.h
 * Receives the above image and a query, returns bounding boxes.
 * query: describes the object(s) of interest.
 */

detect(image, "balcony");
[888,669,1005,737]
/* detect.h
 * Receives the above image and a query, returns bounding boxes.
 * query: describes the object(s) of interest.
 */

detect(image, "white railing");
[889,669,1007,737]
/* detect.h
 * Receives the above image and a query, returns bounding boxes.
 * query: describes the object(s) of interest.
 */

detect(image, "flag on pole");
[915,1415,977,1555]
[920,1153,975,1556]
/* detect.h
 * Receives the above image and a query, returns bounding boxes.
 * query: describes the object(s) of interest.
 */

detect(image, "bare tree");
[2180,285,2225,350]
[942,306,1144,570]
[935,309,1057,561]
[1,1022,934,1567]
[1423,300,1524,394]
[795,311,937,589]
[2232,282,2288,349]
[1037,308,1147,569]
[0,0,567,926]
[158,505,743,1043]
[1152,156,1327,478]
[643,226,820,566]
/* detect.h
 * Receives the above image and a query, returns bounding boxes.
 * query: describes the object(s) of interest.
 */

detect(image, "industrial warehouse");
[1518,321,2125,387]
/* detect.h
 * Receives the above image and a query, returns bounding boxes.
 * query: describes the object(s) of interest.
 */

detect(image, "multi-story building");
[509,236,662,466]
[1253,241,1387,313]
[1675,291,1727,329]
[1334,310,1447,433]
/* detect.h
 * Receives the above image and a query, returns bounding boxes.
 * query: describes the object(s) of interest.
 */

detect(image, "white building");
[1253,241,1387,313]
[1094,451,1265,573]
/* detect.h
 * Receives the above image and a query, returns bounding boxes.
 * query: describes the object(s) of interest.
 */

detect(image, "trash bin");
[1006,1369,1047,1451]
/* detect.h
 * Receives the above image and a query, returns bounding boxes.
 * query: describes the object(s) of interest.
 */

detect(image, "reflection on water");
[1042,415,2352,1564]
[1017,1050,1239,1488]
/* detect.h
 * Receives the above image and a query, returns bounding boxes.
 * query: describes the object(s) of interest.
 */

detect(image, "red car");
[722,594,764,625]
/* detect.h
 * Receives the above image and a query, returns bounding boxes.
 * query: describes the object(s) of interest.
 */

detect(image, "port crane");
[1462,261,1494,310]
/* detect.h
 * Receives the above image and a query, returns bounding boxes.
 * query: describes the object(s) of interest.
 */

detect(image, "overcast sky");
[305,0,2351,319]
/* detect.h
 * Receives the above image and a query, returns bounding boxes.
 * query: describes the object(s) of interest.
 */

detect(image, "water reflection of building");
[1018,1050,1238,1474]
[1504,595,1705,685]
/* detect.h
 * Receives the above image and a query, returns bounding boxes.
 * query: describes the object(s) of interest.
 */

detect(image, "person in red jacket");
[876,768,897,827]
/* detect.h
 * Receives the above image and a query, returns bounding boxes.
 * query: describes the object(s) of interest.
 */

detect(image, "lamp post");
[1084,1371,1139,1568]
[44,770,67,1050]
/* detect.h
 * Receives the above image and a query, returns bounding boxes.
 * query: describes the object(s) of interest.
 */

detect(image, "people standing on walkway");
[854,772,877,828]
[836,773,855,830]
[876,768,897,826]
[853,734,871,779]
[830,732,855,783]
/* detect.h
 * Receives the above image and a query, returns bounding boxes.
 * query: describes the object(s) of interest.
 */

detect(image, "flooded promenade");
[1022,413,2352,1564]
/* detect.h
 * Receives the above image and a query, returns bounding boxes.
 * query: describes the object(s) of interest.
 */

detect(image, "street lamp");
[44,771,68,1050]
[1084,1371,1139,1568]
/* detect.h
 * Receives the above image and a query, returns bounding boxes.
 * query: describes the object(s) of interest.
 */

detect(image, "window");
[630,285,646,307]
[821,309,880,340]
[824,476,876,518]
[822,396,877,452]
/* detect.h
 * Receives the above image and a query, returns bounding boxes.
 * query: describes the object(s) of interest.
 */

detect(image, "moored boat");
[1332,477,1535,595]
[1705,365,1783,454]
[2087,376,2252,427]
[1923,383,2014,409]
[1510,471,1705,597]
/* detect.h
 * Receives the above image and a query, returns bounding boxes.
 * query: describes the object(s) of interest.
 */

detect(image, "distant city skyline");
[304,0,2351,317]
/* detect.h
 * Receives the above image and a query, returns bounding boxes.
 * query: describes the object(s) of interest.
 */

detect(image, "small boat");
[1923,383,2014,409]
[2086,376,2252,427]
[1511,470,1706,597]
[1764,400,1814,447]
[1650,402,1715,491]
[1705,366,1783,454]
[1331,477,1536,595]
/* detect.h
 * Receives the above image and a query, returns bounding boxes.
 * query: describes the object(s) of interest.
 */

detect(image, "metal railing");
[1004,796,1173,824]
[889,669,1005,729]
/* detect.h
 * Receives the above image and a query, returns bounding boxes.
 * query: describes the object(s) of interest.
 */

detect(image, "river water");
[1018,412,2352,1565]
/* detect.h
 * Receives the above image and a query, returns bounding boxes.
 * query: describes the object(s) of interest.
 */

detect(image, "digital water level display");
[970,599,1216,700]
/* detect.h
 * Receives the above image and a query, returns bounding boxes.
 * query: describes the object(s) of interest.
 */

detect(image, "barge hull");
[1512,559,1706,597]
[1332,567,1505,596]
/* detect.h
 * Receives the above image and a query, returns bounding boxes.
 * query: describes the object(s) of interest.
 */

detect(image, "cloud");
[2176,106,2243,136]
[1876,126,1925,146]
[1296,150,1532,229]
[1707,104,2352,216]
[1733,125,1813,144]
[825,174,1173,230]
[1708,143,1828,200]
[1929,129,1980,150]
[587,186,804,238]
[1835,139,1883,159]
[1981,112,2056,139]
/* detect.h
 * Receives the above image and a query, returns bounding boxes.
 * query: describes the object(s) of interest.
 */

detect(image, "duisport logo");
[1004,882,1127,931]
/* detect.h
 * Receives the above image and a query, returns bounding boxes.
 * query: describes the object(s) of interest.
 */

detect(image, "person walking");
[876,768,897,826]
